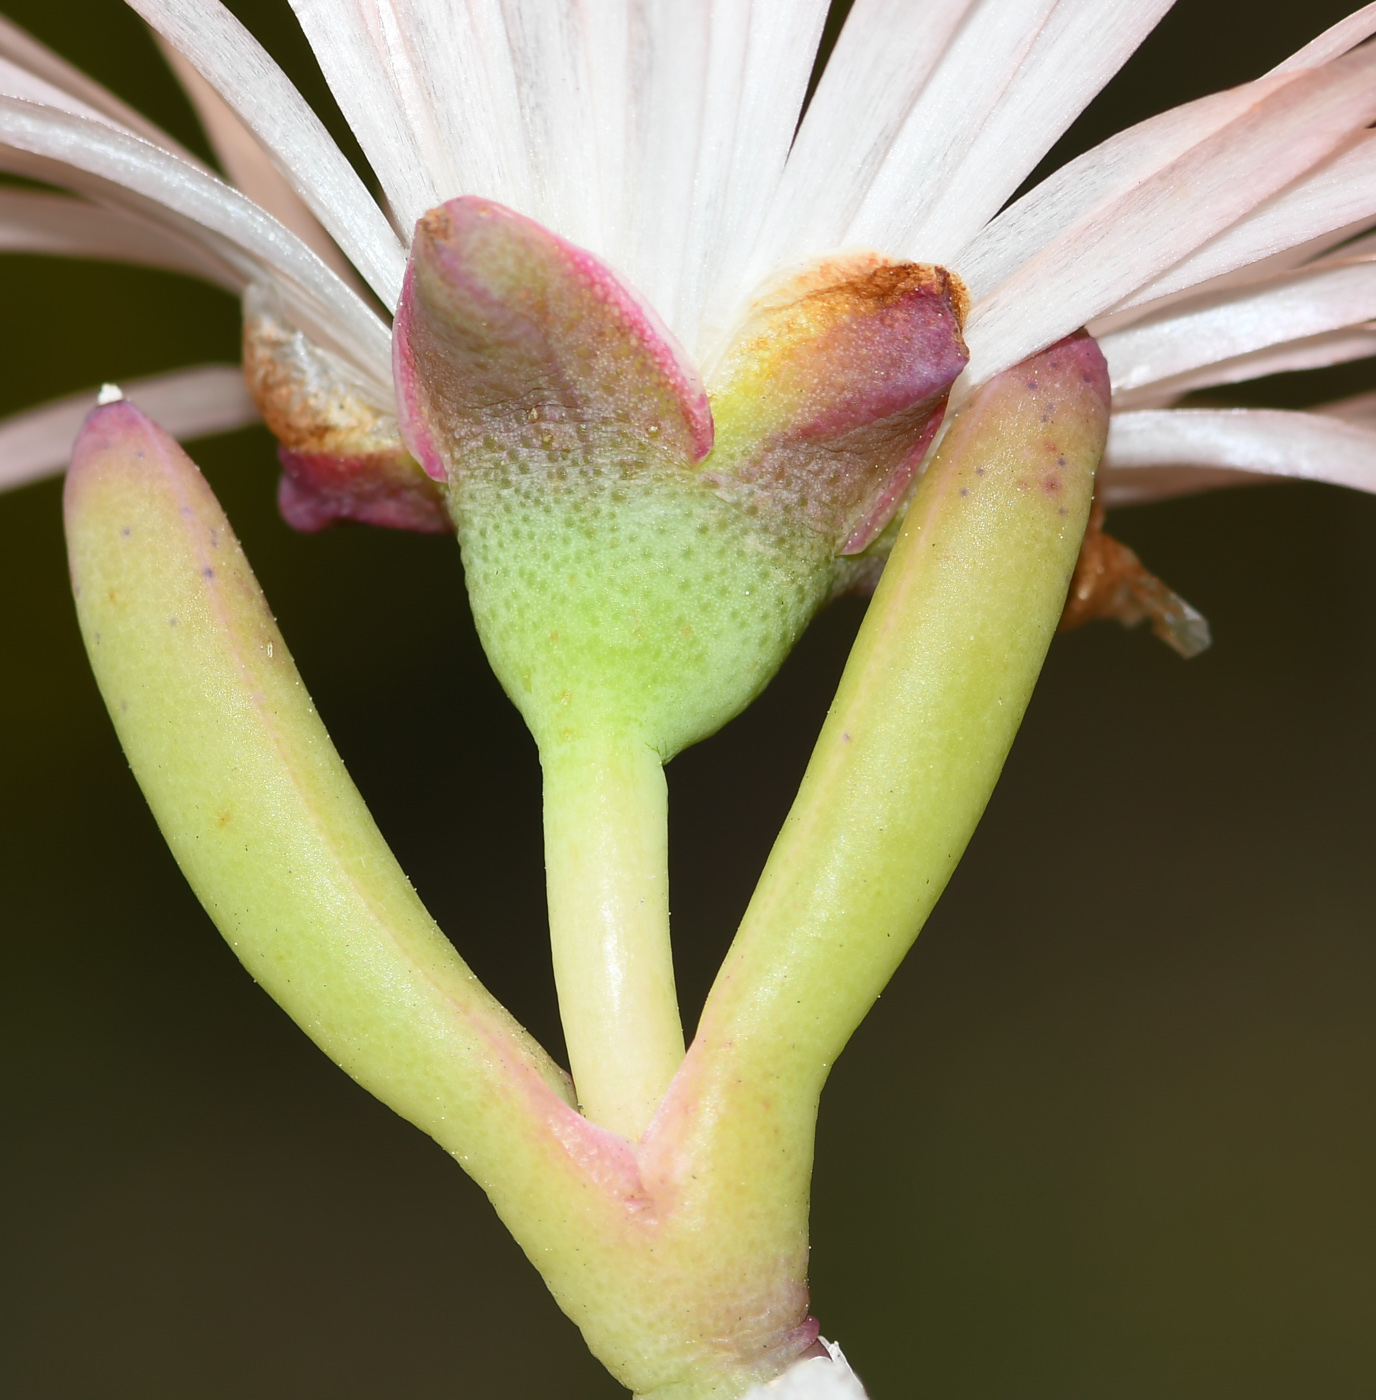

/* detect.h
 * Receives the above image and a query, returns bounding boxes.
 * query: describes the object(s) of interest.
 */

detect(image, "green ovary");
[454,462,834,760]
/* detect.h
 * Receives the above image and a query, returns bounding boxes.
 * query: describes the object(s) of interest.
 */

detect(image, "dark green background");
[2,1,1374,1394]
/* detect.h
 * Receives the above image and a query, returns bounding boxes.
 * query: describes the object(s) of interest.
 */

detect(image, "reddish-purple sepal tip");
[706,258,969,555]
[275,447,451,534]
[394,196,714,485]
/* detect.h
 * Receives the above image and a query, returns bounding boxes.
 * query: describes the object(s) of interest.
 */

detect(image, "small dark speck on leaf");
[975,466,985,475]
[202,567,215,579]
[120,526,131,537]
[168,617,178,627]
[1057,456,1066,466]
[1058,507,1068,516]
[959,487,968,496]
[842,732,852,742]
[119,700,127,712]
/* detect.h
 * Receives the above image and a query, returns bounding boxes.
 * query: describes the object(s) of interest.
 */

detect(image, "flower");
[4,0,1376,554]
[7,5,1376,1397]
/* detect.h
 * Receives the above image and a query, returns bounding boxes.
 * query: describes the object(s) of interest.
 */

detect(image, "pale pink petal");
[1105,130,1376,318]
[0,99,390,371]
[1097,463,1266,507]
[1102,257,1376,393]
[680,0,834,361]
[154,37,359,287]
[0,365,257,494]
[1271,1,1376,72]
[1101,407,1376,508]
[1315,387,1376,427]
[850,0,1177,268]
[746,0,975,296]
[955,77,1299,305]
[127,0,406,306]
[0,14,194,154]
[961,44,1376,391]
[284,0,450,239]
[0,185,240,286]
[1111,325,1376,409]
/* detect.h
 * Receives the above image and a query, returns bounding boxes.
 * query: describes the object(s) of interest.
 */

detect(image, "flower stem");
[542,735,684,1139]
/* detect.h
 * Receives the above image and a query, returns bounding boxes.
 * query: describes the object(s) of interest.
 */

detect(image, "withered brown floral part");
[1059,500,1211,657]
[242,288,449,534]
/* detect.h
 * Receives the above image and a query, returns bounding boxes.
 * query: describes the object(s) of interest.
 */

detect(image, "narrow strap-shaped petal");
[1112,324,1376,410]
[953,4,1376,307]
[679,0,833,362]
[1272,1,1376,72]
[0,186,240,286]
[1104,130,1376,320]
[1102,257,1376,393]
[155,36,360,287]
[378,0,532,229]
[614,1,710,343]
[1102,408,1376,506]
[0,365,256,493]
[0,14,195,155]
[496,0,606,257]
[961,44,1376,390]
[0,51,168,134]
[955,78,1296,305]
[826,0,1060,262]
[283,0,446,242]
[1316,387,1376,426]
[128,0,406,307]
[0,98,392,387]
[851,0,1177,267]
[747,0,975,299]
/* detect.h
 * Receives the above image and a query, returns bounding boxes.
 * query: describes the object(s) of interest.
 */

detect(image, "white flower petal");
[681,0,833,357]
[1102,407,1376,508]
[956,78,1294,306]
[852,0,1176,267]
[0,364,257,494]
[1271,0,1376,72]
[283,0,446,241]
[747,0,975,293]
[1316,387,1376,427]
[0,185,240,286]
[0,14,193,154]
[0,51,143,131]
[154,36,361,288]
[378,0,533,223]
[127,0,407,307]
[1112,324,1376,409]
[0,98,392,390]
[497,0,607,255]
[614,2,711,339]
[1104,130,1376,320]
[961,43,1376,392]
[1102,257,1376,392]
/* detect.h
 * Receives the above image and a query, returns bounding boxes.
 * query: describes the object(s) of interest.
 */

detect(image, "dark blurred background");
[2,1,1374,1395]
